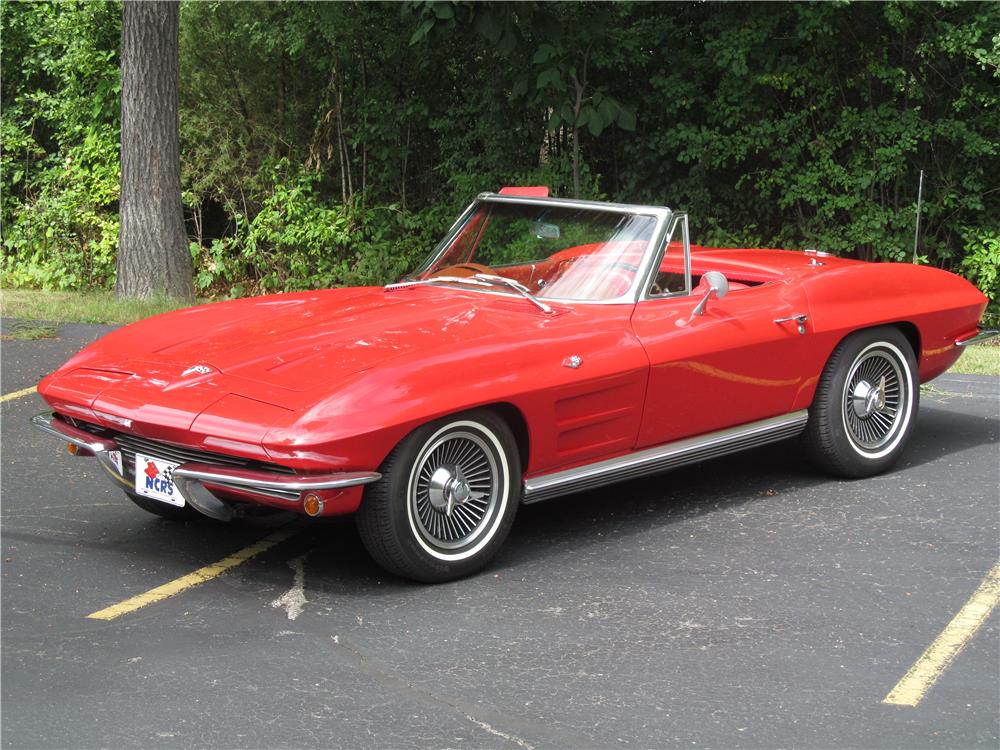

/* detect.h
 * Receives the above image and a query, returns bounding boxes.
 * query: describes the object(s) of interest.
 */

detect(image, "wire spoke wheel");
[805,328,918,478]
[841,347,906,452]
[357,411,519,582]
[410,430,501,551]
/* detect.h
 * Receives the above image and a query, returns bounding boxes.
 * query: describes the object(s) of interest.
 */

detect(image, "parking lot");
[2,320,998,749]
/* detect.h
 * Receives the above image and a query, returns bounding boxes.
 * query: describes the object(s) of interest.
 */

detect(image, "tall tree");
[116,0,191,299]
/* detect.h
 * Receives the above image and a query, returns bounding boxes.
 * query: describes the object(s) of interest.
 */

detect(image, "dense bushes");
[1,1,120,289]
[2,1,998,307]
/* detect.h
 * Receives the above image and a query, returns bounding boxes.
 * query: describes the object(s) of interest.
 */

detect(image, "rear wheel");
[356,410,521,582]
[125,491,205,521]
[804,326,918,477]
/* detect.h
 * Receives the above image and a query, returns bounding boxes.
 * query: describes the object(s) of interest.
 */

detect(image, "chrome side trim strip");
[31,412,118,454]
[522,410,809,504]
[955,328,998,347]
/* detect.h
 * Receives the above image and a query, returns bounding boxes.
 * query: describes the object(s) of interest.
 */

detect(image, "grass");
[0,289,206,325]
[1,320,58,341]
[950,344,1000,376]
[1,289,997,375]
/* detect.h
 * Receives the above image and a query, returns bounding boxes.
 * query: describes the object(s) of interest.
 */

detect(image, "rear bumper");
[30,411,380,519]
[955,327,999,347]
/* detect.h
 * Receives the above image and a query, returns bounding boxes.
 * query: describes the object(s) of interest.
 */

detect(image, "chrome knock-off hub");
[851,375,887,418]
[412,430,499,548]
[428,465,478,517]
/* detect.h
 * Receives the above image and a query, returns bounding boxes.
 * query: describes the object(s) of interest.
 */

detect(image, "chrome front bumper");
[30,412,381,520]
[31,411,118,453]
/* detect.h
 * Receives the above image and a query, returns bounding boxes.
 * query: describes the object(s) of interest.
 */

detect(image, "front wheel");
[356,410,521,582]
[804,326,919,477]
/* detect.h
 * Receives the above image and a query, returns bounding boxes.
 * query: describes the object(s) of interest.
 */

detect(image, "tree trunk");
[116,0,192,300]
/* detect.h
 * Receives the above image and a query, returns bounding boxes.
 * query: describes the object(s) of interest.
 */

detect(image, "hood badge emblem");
[562,355,582,369]
[182,364,213,377]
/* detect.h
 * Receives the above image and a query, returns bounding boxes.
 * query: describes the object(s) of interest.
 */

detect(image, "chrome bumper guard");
[30,412,381,520]
[30,412,118,454]
[955,327,999,347]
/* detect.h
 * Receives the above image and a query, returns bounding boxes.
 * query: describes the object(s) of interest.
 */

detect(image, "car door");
[631,217,815,448]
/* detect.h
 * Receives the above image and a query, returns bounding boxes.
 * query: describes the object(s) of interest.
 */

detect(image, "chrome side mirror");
[692,271,729,315]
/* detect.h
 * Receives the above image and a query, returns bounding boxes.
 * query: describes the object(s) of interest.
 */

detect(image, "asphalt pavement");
[2,319,998,749]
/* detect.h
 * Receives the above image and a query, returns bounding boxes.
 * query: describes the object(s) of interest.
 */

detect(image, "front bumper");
[30,412,380,520]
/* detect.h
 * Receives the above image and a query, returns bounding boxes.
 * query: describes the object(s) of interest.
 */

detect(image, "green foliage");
[190,160,446,295]
[2,1,998,309]
[1,1,120,290]
[960,227,1000,314]
[616,2,999,276]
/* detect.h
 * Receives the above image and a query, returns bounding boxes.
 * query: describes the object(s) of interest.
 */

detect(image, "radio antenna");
[912,169,924,263]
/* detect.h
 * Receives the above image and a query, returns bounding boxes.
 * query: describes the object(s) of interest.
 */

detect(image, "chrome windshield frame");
[639,211,693,301]
[405,193,673,305]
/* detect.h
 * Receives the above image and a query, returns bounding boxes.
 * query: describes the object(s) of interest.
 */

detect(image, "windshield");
[409,201,657,302]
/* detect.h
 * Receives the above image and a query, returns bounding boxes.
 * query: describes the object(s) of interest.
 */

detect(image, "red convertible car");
[32,188,995,581]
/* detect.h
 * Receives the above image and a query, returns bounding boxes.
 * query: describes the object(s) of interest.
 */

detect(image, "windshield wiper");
[385,274,554,315]
[385,275,493,291]
[472,274,553,314]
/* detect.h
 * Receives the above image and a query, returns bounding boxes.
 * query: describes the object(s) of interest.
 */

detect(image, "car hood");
[48,286,562,413]
[140,287,532,390]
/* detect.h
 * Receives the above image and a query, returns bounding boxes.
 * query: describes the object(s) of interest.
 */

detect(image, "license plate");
[134,452,186,507]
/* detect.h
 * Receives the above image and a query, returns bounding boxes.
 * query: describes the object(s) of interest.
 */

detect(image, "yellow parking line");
[883,560,1000,707]
[87,526,298,620]
[0,385,37,403]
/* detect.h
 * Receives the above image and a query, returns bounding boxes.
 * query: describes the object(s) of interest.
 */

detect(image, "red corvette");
[33,188,995,581]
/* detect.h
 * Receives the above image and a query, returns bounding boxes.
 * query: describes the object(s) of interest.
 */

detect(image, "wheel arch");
[891,321,921,361]
[482,402,530,474]
[825,321,921,366]
[796,321,922,413]
[373,401,531,478]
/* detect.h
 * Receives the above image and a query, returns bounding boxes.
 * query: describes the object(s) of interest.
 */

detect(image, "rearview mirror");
[692,270,729,315]
[532,221,560,240]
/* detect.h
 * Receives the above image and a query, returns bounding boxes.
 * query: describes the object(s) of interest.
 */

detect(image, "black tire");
[804,326,919,478]
[125,490,205,521]
[356,409,521,583]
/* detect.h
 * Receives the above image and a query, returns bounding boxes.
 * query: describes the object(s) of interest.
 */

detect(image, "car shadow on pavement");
[490,405,998,576]
[9,403,990,591]
[256,402,998,590]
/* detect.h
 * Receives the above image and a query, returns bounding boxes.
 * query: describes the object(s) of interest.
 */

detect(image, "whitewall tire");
[356,409,521,582]
[804,327,919,477]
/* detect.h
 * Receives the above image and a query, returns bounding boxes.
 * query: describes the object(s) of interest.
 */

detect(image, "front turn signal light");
[302,493,324,517]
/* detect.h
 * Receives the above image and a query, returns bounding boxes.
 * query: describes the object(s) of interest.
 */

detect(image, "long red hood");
[36,286,571,447]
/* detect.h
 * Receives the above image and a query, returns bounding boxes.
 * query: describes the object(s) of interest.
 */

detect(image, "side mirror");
[692,270,729,315]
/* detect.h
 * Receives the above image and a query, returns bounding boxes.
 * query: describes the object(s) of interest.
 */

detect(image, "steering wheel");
[430,262,496,278]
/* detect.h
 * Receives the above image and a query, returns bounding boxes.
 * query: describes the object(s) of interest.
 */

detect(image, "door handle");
[774,314,808,334]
